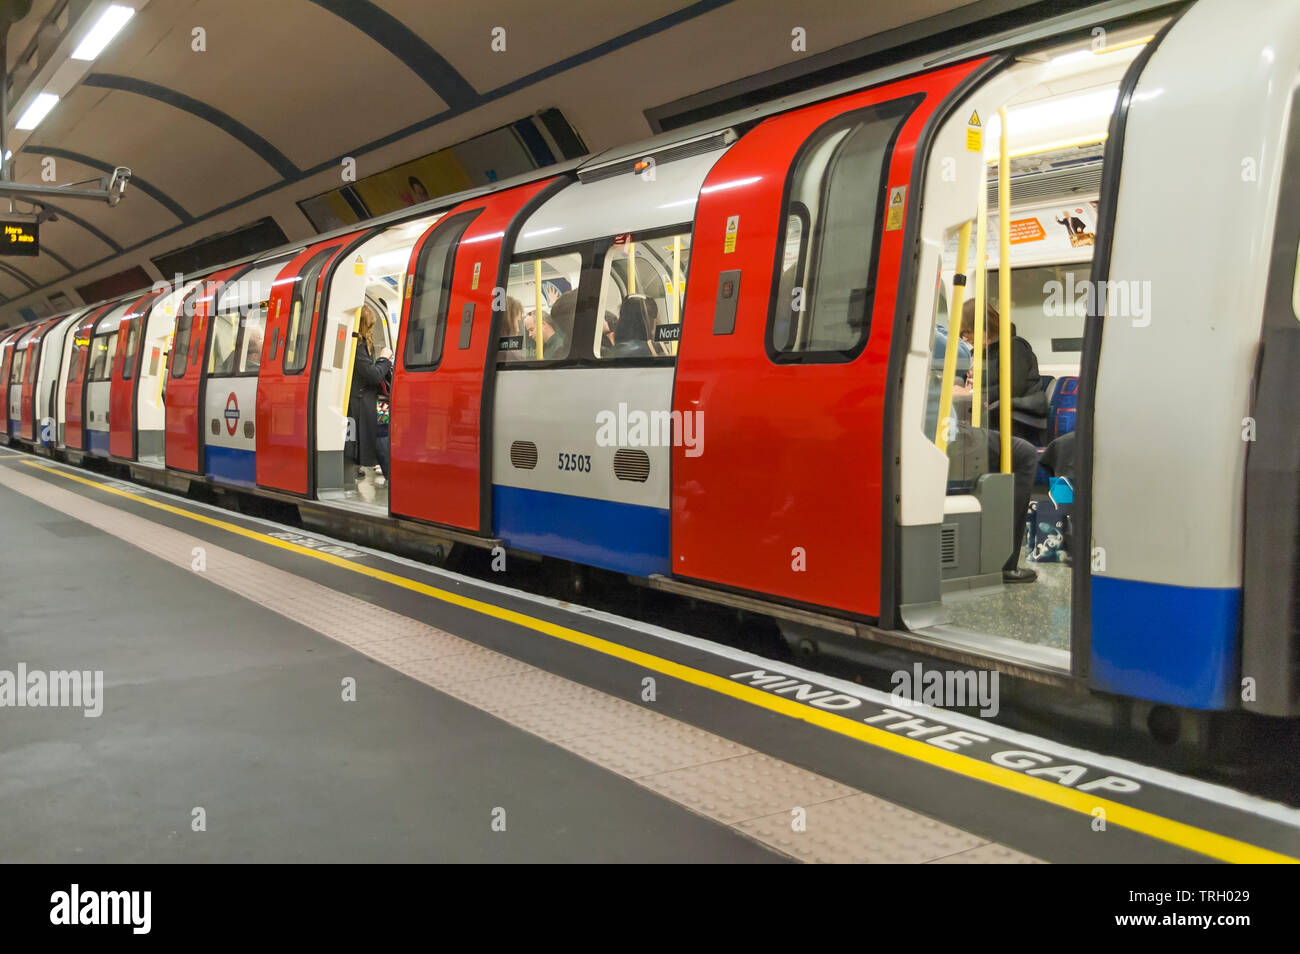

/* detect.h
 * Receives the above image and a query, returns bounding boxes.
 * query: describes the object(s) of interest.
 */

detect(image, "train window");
[69,341,87,382]
[768,100,914,362]
[88,332,118,382]
[10,348,24,384]
[284,249,333,374]
[171,309,192,378]
[122,318,140,381]
[238,305,266,375]
[404,211,478,370]
[502,251,583,362]
[208,311,240,376]
[595,232,691,360]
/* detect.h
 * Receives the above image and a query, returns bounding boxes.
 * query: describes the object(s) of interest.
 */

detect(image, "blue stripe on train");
[492,484,670,578]
[205,445,257,488]
[1091,576,1239,710]
[86,429,110,457]
[8,418,18,436]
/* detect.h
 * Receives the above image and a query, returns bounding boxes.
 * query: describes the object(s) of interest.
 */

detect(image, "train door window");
[10,347,24,383]
[122,317,141,381]
[502,251,583,361]
[404,212,478,370]
[595,231,691,360]
[69,340,88,382]
[171,305,193,378]
[88,332,118,381]
[238,303,266,375]
[768,101,914,361]
[208,310,240,376]
[285,249,333,374]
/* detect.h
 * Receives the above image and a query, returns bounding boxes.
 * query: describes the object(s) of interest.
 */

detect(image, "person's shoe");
[374,469,387,487]
[1003,567,1038,584]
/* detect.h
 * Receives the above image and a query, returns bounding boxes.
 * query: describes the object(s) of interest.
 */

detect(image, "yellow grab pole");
[997,106,1012,474]
[971,159,988,429]
[936,221,973,450]
[671,236,681,324]
[627,241,636,295]
[533,259,544,360]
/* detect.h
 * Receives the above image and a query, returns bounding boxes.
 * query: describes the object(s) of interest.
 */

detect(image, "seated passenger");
[546,290,577,358]
[500,296,526,361]
[244,328,263,373]
[612,296,654,358]
[960,300,1048,442]
[600,310,618,355]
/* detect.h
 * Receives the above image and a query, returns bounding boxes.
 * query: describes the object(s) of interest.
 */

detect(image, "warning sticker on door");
[885,186,907,231]
[353,256,365,276]
[471,262,482,289]
[723,215,739,254]
[966,110,982,152]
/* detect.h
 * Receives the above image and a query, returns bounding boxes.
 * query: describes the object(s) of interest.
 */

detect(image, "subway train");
[3,0,1298,734]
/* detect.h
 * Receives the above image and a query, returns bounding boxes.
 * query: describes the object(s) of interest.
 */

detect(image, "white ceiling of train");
[0,0,1035,318]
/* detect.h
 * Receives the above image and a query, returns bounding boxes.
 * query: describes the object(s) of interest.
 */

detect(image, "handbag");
[376,373,391,429]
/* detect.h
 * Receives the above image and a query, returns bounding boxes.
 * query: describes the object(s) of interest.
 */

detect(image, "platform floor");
[2,446,1298,864]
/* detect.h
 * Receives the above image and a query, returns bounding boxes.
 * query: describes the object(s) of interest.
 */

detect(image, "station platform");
[2,445,1299,864]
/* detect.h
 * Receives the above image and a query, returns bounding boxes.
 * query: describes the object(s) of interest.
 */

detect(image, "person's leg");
[987,430,1039,580]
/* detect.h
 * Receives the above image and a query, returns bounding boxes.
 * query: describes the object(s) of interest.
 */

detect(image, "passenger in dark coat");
[961,299,1049,442]
[346,305,392,472]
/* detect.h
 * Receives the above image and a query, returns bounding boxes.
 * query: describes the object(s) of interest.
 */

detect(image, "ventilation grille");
[940,524,959,568]
[577,130,737,183]
[613,448,650,482]
[509,440,538,470]
[989,161,1104,206]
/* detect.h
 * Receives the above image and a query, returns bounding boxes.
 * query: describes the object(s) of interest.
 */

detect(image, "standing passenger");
[347,304,393,500]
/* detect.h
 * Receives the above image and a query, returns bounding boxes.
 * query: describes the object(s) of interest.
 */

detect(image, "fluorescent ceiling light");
[16,93,59,130]
[71,4,135,61]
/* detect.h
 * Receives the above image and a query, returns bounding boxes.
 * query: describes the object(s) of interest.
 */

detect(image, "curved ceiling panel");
[95,0,451,171]
[44,87,283,217]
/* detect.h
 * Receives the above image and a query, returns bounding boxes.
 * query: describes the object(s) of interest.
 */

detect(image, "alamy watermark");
[1043,273,1152,327]
[0,664,103,717]
[890,663,999,718]
[595,403,704,457]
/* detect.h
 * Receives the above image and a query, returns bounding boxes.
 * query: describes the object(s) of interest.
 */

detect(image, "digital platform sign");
[0,221,39,257]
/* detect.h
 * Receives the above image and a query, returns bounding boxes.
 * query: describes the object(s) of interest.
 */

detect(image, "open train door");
[63,306,111,453]
[0,327,24,440]
[670,60,986,620]
[6,324,39,436]
[19,318,61,441]
[109,291,164,460]
[256,236,355,495]
[166,266,241,475]
[391,177,562,532]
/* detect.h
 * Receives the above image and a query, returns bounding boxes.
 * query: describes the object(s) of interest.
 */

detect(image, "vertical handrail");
[971,158,988,429]
[533,258,544,360]
[998,105,1013,473]
[935,220,972,450]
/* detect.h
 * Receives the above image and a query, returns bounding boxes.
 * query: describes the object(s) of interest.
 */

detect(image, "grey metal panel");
[974,473,1014,573]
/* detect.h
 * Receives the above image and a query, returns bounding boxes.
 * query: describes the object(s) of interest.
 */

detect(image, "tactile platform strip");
[0,462,1043,864]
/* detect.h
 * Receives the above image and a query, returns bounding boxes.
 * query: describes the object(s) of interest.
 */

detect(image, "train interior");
[902,20,1164,669]
[316,215,438,513]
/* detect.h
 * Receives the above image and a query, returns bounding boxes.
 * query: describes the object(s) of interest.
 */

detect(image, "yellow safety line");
[17,456,1299,865]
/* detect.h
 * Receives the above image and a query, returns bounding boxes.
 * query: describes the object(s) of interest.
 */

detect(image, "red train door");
[257,236,354,495]
[391,177,561,532]
[670,60,985,620]
[166,267,239,474]
[0,327,23,437]
[63,307,109,451]
[20,318,59,440]
[109,292,161,459]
